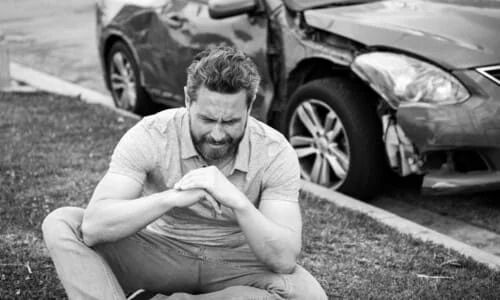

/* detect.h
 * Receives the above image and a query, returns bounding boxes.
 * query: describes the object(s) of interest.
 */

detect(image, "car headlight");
[352,52,470,108]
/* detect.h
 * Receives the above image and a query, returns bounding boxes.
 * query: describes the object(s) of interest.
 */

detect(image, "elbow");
[270,252,298,274]
[268,243,301,274]
[271,261,297,274]
[80,218,100,247]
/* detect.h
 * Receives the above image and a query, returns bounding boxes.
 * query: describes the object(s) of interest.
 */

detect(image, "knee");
[42,207,84,248]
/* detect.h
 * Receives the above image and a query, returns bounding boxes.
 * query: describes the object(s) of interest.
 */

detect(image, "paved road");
[372,197,500,256]
[3,0,500,258]
[0,0,106,94]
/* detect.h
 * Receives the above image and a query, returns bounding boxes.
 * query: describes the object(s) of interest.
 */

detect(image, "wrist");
[158,189,179,210]
[232,191,252,215]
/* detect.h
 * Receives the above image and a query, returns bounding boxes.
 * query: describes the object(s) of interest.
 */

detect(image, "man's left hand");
[174,166,248,211]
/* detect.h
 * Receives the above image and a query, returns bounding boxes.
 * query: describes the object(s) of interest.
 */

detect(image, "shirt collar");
[180,110,250,173]
[232,122,250,173]
[180,112,199,160]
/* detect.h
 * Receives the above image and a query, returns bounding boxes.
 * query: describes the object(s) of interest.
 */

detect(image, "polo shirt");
[108,107,300,247]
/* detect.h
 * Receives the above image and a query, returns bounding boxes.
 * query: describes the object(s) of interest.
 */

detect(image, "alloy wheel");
[289,99,350,189]
[109,51,137,110]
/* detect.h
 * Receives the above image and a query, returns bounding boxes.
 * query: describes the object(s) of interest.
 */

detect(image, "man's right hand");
[171,188,222,218]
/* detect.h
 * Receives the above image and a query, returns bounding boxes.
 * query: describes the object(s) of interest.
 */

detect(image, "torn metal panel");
[382,114,421,176]
[267,3,357,115]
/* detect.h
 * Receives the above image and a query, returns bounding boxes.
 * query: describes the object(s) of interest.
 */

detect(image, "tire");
[284,77,388,199]
[106,41,152,115]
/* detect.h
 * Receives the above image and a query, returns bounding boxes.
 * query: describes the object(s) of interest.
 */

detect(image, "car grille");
[477,65,500,85]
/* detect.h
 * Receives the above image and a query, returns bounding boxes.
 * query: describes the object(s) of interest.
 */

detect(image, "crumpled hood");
[304,0,500,69]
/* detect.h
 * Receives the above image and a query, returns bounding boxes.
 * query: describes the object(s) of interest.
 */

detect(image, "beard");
[192,131,243,163]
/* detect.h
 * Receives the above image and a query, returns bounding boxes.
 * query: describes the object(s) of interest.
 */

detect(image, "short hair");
[186,46,261,107]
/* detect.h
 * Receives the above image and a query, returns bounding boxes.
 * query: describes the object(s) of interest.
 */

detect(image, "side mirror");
[208,0,258,19]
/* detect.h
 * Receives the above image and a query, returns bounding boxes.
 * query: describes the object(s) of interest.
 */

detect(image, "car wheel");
[106,41,151,115]
[284,77,387,199]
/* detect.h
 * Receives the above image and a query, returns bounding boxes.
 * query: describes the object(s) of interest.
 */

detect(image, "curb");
[301,180,500,271]
[9,62,140,120]
[7,61,500,271]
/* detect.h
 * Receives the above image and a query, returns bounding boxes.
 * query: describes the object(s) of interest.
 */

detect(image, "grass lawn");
[1,92,499,299]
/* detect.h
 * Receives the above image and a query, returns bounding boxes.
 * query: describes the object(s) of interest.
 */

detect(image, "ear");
[184,86,190,108]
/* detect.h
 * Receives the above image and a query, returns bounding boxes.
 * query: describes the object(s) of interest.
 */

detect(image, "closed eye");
[199,115,240,125]
[200,116,217,123]
[222,119,240,125]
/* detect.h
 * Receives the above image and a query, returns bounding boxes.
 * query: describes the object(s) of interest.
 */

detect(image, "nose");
[209,123,226,143]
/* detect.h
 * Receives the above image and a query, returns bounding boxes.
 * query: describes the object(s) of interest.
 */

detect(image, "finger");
[174,169,203,189]
[175,176,208,191]
[204,192,222,217]
[174,171,203,189]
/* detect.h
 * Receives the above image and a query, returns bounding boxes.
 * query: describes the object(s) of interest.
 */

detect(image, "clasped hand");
[173,166,247,217]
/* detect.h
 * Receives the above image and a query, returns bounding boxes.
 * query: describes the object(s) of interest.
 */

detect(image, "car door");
[156,0,274,121]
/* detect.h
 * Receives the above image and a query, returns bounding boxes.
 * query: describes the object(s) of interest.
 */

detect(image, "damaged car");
[96,0,500,198]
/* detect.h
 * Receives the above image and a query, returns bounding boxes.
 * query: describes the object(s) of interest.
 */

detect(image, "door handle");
[164,12,187,29]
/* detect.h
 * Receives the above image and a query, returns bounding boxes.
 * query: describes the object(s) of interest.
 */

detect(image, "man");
[42,46,327,299]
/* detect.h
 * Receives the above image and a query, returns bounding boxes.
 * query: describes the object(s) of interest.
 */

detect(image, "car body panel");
[265,2,358,117]
[155,0,274,120]
[96,0,500,195]
[99,0,274,121]
[304,0,500,69]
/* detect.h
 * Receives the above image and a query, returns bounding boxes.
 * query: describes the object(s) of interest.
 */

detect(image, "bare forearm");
[82,191,175,246]
[234,202,301,273]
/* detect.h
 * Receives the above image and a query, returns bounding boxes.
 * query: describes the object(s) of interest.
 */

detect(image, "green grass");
[1,92,499,299]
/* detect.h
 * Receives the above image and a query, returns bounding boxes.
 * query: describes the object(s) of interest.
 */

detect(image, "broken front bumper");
[395,68,500,194]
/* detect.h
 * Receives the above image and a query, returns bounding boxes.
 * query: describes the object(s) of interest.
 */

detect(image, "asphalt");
[1,62,499,271]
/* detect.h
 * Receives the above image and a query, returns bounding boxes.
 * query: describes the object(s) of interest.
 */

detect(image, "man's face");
[186,85,250,163]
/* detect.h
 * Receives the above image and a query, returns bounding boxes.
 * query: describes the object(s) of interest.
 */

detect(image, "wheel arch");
[286,58,349,100]
[102,31,145,91]
[275,57,381,131]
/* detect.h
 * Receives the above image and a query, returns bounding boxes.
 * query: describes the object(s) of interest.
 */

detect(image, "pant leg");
[198,260,327,300]
[152,243,327,300]
[42,206,200,299]
[184,244,327,300]
[165,286,273,300]
[42,207,126,300]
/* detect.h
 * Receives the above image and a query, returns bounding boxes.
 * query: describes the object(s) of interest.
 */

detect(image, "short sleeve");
[108,122,158,184]
[260,143,301,203]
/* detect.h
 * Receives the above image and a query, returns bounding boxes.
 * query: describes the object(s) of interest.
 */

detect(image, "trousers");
[42,207,327,300]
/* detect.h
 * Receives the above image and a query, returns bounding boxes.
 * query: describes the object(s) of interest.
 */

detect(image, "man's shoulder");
[247,117,294,162]
[139,107,186,134]
[248,117,288,147]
